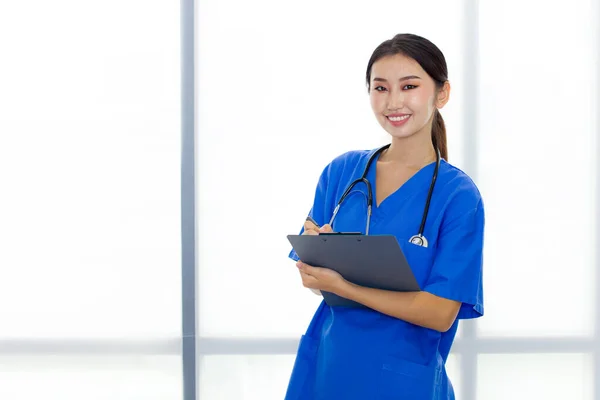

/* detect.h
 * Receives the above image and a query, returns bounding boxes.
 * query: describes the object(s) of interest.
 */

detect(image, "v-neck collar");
[366,150,440,216]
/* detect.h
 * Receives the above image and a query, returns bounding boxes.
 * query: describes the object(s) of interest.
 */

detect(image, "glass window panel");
[199,355,296,400]
[446,354,461,399]
[476,0,596,337]
[0,1,181,338]
[0,355,182,400]
[477,354,593,400]
[196,0,466,337]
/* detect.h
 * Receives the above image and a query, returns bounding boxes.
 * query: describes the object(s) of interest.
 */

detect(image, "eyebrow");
[373,75,421,82]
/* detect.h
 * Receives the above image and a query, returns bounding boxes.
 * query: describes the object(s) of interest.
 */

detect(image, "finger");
[297,261,318,276]
[319,224,333,233]
[303,220,320,234]
[305,216,320,226]
[296,261,318,275]
[300,272,318,288]
[299,270,311,279]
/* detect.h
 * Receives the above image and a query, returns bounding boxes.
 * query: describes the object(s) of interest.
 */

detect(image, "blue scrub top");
[286,148,485,400]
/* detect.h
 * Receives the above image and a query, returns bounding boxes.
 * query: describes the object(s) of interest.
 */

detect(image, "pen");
[304,216,359,235]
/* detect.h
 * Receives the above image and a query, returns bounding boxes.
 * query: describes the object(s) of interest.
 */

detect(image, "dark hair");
[366,33,449,160]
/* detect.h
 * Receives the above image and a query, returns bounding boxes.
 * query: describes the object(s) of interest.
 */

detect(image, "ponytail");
[432,109,448,161]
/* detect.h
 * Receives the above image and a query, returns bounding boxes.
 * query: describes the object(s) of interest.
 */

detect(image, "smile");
[387,115,410,122]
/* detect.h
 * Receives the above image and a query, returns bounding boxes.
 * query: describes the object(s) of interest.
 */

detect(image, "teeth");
[388,115,410,122]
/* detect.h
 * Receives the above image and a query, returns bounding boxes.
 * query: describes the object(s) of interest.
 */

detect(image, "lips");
[386,114,411,126]
[387,114,410,122]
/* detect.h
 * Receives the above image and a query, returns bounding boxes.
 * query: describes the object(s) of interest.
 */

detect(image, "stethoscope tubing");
[329,144,440,245]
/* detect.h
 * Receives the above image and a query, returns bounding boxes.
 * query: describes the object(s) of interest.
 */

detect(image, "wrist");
[335,279,356,298]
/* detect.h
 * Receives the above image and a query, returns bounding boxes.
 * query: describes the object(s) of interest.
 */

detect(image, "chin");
[385,130,417,140]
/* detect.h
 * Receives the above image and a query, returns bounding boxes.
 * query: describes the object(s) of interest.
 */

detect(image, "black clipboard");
[287,234,420,308]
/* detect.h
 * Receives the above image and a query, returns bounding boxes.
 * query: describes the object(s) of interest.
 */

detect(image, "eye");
[373,86,388,92]
[403,84,418,90]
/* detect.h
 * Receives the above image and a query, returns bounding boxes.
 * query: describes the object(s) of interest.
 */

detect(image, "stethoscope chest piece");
[409,234,428,248]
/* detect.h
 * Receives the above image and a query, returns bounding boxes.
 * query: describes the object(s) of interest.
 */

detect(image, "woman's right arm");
[300,220,333,296]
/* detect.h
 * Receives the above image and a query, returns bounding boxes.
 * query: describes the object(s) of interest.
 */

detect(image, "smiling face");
[369,53,449,142]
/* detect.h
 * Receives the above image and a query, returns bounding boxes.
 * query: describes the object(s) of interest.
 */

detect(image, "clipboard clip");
[305,217,361,236]
[319,232,362,236]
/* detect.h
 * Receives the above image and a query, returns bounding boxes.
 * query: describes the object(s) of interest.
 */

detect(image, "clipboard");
[287,234,420,308]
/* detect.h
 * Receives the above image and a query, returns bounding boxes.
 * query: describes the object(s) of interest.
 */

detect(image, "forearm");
[336,282,459,332]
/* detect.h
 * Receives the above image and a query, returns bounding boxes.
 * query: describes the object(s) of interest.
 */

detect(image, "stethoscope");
[328,143,440,247]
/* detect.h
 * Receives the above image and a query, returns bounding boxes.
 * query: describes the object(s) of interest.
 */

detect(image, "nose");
[387,90,404,110]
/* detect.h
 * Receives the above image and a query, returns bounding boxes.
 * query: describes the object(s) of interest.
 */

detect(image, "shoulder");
[328,149,374,169]
[319,148,377,179]
[436,161,484,218]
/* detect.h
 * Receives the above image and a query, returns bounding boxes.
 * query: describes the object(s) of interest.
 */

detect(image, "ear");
[435,81,451,109]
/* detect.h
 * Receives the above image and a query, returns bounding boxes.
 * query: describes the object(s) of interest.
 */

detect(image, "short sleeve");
[423,198,485,320]
[288,163,334,262]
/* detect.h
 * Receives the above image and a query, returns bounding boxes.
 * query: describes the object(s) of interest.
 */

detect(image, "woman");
[286,33,485,399]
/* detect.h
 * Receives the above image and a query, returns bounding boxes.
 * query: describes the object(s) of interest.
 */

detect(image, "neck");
[380,133,436,168]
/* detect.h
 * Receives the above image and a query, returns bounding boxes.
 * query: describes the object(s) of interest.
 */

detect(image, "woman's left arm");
[297,263,460,332]
[340,283,460,332]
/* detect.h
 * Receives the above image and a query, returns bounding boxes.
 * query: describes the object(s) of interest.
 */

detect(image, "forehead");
[370,53,426,80]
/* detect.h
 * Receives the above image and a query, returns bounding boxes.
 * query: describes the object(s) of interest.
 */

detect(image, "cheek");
[408,92,436,115]
[370,94,384,113]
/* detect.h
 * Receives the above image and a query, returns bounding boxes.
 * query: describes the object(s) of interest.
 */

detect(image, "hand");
[297,261,346,295]
[303,220,333,236]
[301,220,333,296]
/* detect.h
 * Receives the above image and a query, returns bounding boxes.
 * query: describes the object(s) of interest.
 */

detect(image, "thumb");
[319,224,333,233]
